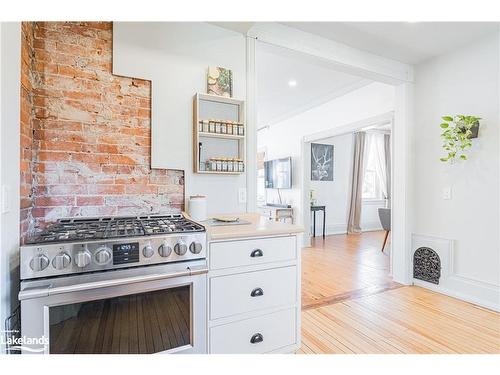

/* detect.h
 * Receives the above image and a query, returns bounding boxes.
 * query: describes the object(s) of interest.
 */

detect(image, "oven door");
[19,262,207,354]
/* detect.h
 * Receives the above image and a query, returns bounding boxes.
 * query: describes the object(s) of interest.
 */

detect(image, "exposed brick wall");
[22,22,184,234]
[20,22,36,243]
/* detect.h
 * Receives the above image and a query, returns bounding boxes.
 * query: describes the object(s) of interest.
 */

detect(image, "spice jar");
[238,159,244,172]
[227,158,234,172]
[221,158,228,172]
[221,121,227,134]
[238,123,244,135]
[210,120,217,133]
[215,120,221,133]
[208,158,217,171]
[216,158,222,171]
[227,121,233,135]
[201,120,209,133]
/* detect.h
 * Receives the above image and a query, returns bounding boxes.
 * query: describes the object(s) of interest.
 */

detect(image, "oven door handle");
[18,266,208,300]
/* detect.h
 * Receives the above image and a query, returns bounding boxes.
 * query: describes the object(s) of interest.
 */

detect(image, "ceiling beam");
[248,22,414,84]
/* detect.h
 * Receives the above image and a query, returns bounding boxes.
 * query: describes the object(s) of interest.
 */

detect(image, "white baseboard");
[361,221,383,232]
[413,278,500,312]
[412,233,500,312]
[310,222,383,236]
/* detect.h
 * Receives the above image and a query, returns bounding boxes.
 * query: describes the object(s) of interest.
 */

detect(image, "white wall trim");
[413,279,500,312]
[246,36,257,213]
[250,22,413,286]
[259,79,372,130]
[411,233,500,312]
[1,22,22,354]
[303,111,394,143]
[247,22,414,85]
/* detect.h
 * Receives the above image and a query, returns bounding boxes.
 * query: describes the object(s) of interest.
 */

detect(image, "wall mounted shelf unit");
[193,93,246,175]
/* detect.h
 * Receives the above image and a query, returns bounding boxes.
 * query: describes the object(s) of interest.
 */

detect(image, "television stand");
[259,204,294,223]
[265,203,291,208]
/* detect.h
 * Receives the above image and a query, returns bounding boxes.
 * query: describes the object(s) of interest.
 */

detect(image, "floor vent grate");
[413,247,441,285]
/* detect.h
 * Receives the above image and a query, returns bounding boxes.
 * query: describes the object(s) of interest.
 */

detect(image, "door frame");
[246,23,414,285]
[301,112,395,274]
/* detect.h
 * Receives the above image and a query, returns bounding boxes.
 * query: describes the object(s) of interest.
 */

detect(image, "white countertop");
[202,213,304,241]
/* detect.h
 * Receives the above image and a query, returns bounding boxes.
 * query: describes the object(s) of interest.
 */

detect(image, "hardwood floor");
[299,232,500,354]
[302,231,399,309]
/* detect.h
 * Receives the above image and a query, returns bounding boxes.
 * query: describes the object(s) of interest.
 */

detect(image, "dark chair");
[378,208,391,252]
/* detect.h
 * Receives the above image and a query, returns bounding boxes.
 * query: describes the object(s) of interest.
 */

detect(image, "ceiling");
[257,42,370,128]
[282,22,499,64]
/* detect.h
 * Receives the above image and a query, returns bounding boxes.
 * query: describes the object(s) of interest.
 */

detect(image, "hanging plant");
[439,115,481,162]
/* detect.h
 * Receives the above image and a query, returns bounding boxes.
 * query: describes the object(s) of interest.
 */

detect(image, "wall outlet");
[442,186,452,200]
[238,188,247,204]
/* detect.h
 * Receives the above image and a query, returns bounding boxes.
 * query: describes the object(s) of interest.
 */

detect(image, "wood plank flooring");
[299,232,500,354]
[302,231,399,309]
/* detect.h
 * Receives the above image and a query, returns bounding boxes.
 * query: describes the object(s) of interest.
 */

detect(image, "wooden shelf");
[197,170,244,175]
[193,93,245,175]
[198,132,244,140]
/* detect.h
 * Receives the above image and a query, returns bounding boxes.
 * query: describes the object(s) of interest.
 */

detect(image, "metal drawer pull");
[250,333,264,344]
[250,249,263,257]
[250,287,264,297]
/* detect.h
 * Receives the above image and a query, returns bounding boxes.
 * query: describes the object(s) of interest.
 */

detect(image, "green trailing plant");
[439,115,481,162]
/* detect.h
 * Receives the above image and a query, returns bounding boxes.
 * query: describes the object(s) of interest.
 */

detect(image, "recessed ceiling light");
[288,80,297,87]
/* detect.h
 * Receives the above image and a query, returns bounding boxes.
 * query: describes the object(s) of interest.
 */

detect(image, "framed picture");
[207,66,233,97]
[311,143,334,181]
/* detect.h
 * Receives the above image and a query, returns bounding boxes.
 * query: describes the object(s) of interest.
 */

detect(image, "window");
[362,134,385,200]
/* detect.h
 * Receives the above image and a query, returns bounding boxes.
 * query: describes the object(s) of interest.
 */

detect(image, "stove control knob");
[30,254,49,272]
[52,252,72,270]
[143,244,154,258]
[174,241,188,256]
[158,242,172,258]
[189,242,203,254]
[75,250,92,268]
[95,247,112,265]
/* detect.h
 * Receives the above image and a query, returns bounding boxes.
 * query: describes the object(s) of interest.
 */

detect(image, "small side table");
[310,205,326,239]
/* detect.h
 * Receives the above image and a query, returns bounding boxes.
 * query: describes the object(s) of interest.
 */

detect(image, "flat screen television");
[264,157,292,189]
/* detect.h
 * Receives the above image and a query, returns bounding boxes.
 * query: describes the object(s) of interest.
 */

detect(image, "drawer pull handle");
[251,287,264,297]
[250,333,264,344]
[250,249,263,257]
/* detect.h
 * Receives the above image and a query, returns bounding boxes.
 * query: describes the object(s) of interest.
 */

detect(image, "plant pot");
[458,121,480,139]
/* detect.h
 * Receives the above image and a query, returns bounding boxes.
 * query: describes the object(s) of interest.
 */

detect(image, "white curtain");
[347,132,366,234]
[365,132,388,200]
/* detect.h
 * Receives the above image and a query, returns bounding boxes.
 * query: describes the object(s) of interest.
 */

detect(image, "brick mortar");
[21,22,184,235]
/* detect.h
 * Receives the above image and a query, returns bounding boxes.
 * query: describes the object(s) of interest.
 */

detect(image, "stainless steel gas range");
[18,214,207,354]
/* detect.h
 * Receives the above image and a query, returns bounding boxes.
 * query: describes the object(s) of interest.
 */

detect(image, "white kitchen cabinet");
[207,234,301,354]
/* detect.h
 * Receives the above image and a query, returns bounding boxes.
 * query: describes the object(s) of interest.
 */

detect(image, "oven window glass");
[49,285,191,354]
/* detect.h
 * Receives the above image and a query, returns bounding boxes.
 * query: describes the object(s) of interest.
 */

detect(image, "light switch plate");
[238,187,247,204]
[442,186,452,200]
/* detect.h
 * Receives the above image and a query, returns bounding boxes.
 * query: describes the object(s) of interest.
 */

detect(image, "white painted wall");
[258,82,395,236]
[113,22,247,215]
[308,134,384,236]
[0,22,21,351]
[414,32,500,308]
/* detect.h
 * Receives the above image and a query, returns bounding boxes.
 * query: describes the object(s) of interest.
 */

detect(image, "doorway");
[302,114,397,308]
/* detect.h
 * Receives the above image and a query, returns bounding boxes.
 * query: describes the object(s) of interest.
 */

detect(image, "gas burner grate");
[105,218,145,238]
[27,214,205,244]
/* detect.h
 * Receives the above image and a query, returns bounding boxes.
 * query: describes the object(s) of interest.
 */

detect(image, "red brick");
[76,196,104,206]
[87,185,125,195]
[35,196,75,206]
[21,21,185,235]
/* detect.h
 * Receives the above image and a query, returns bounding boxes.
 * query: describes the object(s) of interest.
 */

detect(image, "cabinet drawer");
[210,236,296,270]
[210,308,296,353]
[210,266,296,320]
